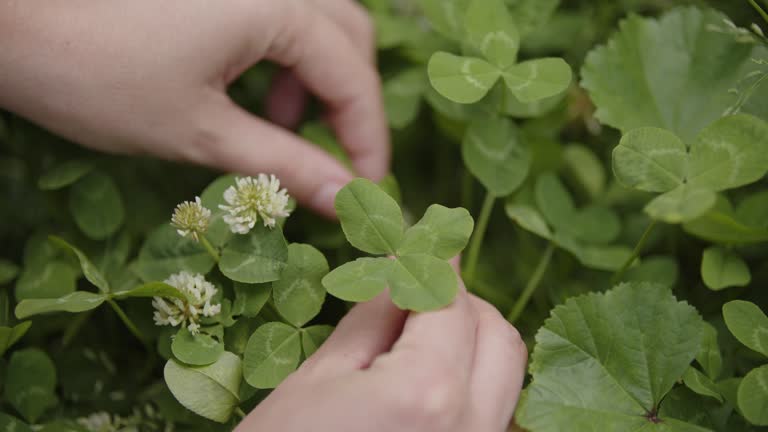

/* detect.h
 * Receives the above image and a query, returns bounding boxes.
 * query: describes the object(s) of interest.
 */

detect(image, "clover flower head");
[77,412,139,432]
[170,196,211,241]
[152,271,221,335]
[219,174,291,234]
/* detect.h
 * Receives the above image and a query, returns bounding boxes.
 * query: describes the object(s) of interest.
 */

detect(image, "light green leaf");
[388,254,458,312]
[582,7,761,142]
[418,0,469,40]
[684,195,768,244]
[507,0,560,37]
[463,116,530,197]
[562,144,606,200]
[700,247,751,291]
[722,300,768,357]
[736,190,768,229]
[334,178,404,255]
[503,58,572,103]
[38,160,93,190]
[135,224,216,282]
[199,175,236,248]
[427,52,501,104]
[15,261,77,300]
[49,236,109,293]
[535,173,575,232]
[738,365,768,426]
[243,322,302,389]
[273,244,329,328]
[4,348,58,423]
[375,14,423,49]
[682,367,723,402]
[572,244,633,272]
[0,321,32,357]
[613,127,687,193]
[568,206,621,245]
[164,351,241,423]
[0,413,33,432]
[464,0,519,69]
[503,88,565,118]
[301,325,334,358]
[696,322,722,380]
[398,205,474,259]
[384,68,427,129]
[15,291,107,319]
[0,259,19,285]
[69,171,125,240]
[219,224,289,284]
[112,282,187,300]
[505,203,553,240]
[322,258,392,302]
[644,186,716,224]
[517,283,704,432]
[172,326,224,366]
[232,282,271,318]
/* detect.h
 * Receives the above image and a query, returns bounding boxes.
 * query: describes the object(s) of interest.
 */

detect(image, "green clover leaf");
[700,247,751,291]
[4,349,58,424]
[272,244,329,328]
[219,224,289,284]
[243,322,302,389]
[69,171,125,240]
[135,224,216,282]
[37,159,93,191]
[723,300,768,358]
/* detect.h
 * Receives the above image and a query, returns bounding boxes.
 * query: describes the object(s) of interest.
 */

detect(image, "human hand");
[0,0,388,217]
[236,272,528,432]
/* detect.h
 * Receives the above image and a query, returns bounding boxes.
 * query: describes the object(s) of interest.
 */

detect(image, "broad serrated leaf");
[582,7,759,142]
[301,325,334,358]
[37,160,93,190]
[427,53,501,104]
[0,321,32,357]
[397,205,474,259]
[15,291,107,319]
[388,254,458,312]
[322,258,392,302]
[4,348,58,423]
[738,365,768,426]
[334,178,404,255]
[517,283,704,432]
[172,326,224,366]
[135,224,216,282]
[272,244,328,328]
[722,300,768,357]
[49,236,110,293]
[700,247,751,291]
[69,171,125,240]
[503,58,572,103]
[219,224,288,283]
[463,116,530,197]
[164,351,241,423]
[243,322,302,389]
[682,367,723,402]
[464,0,519,68]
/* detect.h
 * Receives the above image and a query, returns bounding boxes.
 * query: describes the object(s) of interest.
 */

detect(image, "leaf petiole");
[463,192,495,285]
[200,235,220,262]
[107,299,148,346]
[611,220,657,284]
[507,242,555,323]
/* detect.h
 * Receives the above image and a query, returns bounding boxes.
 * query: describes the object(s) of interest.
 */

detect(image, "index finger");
[266,2,390,180]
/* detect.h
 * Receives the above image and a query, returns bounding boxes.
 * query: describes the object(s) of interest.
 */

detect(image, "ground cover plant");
[1,0,768,431]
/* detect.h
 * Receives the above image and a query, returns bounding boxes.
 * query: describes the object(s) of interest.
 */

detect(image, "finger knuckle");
[387,367,464,429]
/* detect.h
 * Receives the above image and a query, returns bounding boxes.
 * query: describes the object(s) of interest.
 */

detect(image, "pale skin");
[0,1,527,430]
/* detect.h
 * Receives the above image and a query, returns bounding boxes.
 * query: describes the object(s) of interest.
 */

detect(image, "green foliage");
[1,1,767,430]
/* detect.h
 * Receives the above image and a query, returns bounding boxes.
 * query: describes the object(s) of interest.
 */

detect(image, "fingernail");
[312,183,344,217]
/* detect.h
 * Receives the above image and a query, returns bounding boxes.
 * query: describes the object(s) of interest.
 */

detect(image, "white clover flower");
[152,272,221,335]
[77,412,138,432]
[170,197,211,241]
[219,175,291,234]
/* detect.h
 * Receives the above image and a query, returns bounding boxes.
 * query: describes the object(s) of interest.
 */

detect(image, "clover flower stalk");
[152,272,221,335]
[170,196,219,261]
[220,174,291,234]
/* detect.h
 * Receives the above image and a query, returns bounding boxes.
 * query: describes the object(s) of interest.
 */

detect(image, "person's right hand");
[0,0,388,217]
[236,272,528,432]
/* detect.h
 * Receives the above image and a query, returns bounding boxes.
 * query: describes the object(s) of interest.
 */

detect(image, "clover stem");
[611,220,657,285]
[749,0,768,24]
[107,299,147,346]
[464,192,495,285]
[235,407,247,419]
[200,235,220,262]
[507,242,555,323]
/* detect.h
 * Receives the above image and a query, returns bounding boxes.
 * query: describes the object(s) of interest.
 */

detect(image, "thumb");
[190,95,353,218]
